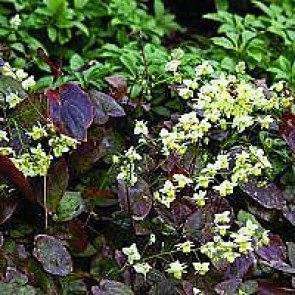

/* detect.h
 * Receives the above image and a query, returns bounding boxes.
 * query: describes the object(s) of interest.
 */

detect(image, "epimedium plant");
[0,55,129,293]
[0,3,294,294]
[111,54,295,294]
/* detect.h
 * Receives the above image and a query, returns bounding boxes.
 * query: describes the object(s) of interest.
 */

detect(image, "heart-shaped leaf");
[215,279,242,295]
[89,90,125,125]
[256,235,286,262]
[105,75,127,99]
[11,93,47,129]
[225,254,255,280]
[33,235,73,276]
[47,83,93,141]
[92,280,134,295]
[118,179,152,220]
[242,179,286,209]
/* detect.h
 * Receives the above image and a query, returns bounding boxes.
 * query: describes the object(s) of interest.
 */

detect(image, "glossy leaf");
[287,242,295,267]
[256,235,286,262]
[92,280,134,295]
[33,235,73,276]
[243,179,286,209]
[279,112,295,152]
[225,254,255,280]
[89,89,125,125]
[11,93,47,129]
[118,179,152,220]
[47,83,93,141]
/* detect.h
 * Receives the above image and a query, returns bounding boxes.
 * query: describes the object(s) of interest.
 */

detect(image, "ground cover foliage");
[0,0,294,294]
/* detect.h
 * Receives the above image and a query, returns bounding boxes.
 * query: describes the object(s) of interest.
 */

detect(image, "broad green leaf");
[54,191,84,222]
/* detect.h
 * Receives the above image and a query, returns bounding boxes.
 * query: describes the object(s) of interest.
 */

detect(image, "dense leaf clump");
[0,0,294,294]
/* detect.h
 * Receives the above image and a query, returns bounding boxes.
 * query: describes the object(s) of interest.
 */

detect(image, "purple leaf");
[264,260,295,274]
[0,198,19,225]
[215,279,242,295]
[283,208,295,226]
[258,280,295,294]
[256,235,286,262]
[225,254,255,280]
[105,75,127,100]
[243,179,286,209]
[47,83,93,141]
[287,242,295,267]
[0,155,35,203]
[118,179,152,220]
[92,280,134,295]
[183,208,213,242]
[279,112,295,153]
[33,235,73,276]
[89,90,125,125]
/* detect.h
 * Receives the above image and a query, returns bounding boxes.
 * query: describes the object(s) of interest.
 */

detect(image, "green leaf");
[237,210,262,228]
[119,54,138,76]
[212,37,235,50]
[70,54,84,71]
[154,0,165,17]
[54,191,84,222]
[47,27,57,42]
[74,0,88,9]
[153,106,171,117]
[214,0,229,11]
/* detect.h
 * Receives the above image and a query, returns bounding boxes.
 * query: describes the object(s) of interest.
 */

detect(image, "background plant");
[205,0,295,88]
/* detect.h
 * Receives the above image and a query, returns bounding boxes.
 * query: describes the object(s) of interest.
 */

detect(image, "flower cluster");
[1,62,36,93]
[114,146,142,186]
[160,111,211,156]
[201,217,269,264]
[114,54,292,292]
[0,123,79,178]
[122,243,152,278]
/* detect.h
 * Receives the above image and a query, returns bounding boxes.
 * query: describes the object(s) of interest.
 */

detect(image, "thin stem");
[43,175,48,229]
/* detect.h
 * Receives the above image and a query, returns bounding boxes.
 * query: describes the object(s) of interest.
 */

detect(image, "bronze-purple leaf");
[92,280,134,295]
[33,235,73,276]
[0,155,35,203]
[243,179,286,209]
[105,75,128,100]
[215,279,242,295]
[47,83,93,141]
[225,254,255,280]
[264,260,295,274]
[0,198,19,225]
[89,90,125,125]
[256,235,286,262]
[118,179,152,220]
[258,280,295,294]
